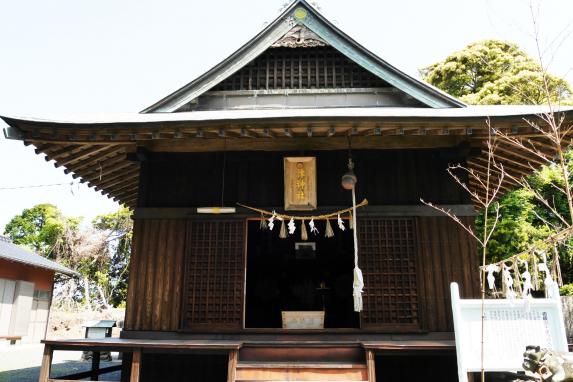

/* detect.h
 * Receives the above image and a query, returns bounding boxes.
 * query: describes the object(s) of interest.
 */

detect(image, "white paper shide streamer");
[502,264,516,301]
[337,214,345,231]
[485,264,499,291]
[538,252,556,298]
[309,219,319,235]
[268,211,277,231]
[287,218,296,235]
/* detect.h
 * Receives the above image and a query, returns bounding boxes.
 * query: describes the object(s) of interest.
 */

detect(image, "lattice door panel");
[183,220,245,330]
[358,218,419,328]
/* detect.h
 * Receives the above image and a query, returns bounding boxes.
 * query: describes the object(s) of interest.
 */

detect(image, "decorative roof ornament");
[272,24,328,48]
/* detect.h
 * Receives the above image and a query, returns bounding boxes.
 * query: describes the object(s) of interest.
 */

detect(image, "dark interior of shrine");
[245,219,360,329]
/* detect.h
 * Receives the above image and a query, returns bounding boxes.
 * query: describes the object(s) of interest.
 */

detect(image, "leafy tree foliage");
[4,204,68,258]
[421,40,571,105]
[3,205,132,308]
[423,39,573,285]
[92,208,132,307]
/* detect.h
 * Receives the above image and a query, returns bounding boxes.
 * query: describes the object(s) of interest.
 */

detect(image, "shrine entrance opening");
[244,219,360,329]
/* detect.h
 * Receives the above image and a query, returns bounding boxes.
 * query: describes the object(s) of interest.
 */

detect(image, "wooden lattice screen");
[358,218,419,329]
[211,47,390,91]
[182,220,245,330]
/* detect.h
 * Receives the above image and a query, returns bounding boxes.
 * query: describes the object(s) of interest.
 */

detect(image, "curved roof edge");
[141,0,465,113]
[5,106,570,127]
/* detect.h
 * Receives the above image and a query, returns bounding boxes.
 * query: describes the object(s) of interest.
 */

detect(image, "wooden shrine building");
[3,1,573,381]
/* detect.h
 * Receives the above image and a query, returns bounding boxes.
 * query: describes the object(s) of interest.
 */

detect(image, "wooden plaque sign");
[284,157,317,211]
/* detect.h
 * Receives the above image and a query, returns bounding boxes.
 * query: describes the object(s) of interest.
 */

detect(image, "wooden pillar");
[38,344,53,382]
[366,349,376,382]
[91,351,101,380]
[227,349,238,382]
[130,348,142,382]
[120,352,133,382]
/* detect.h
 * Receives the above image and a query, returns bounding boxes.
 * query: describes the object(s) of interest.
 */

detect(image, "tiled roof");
[0,236,77,276]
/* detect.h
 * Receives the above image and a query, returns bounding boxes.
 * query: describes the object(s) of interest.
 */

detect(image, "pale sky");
[1,0,573,231]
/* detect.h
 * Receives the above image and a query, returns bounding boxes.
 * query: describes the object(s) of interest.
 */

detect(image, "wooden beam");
[111,187,139,202]
[105,179,139,195]
[33,143,55,154]
[494,143,546,167]
[95,169,139,191]
[112,192,138,205]
[526,137,559,152]
[227,349,238,382]
[134,204,477,219]
[490,135,555,152]
[130,348,141,382]
[40,144,80,157]
[240,128,255,138]
[77,159,136,182]
[64,149,126,173]
[55,145,116,168]
[39,344,53,382]
[466,161,520,189]
[90,351,100,381]
[146,136,467,152]
[472,156,531,178]
[123,196,138,207]
[491,151,540,172]
[66,151,126,175]
[366,349,376,382]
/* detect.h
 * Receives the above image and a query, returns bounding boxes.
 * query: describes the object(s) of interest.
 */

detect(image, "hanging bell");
[341,158,358,190]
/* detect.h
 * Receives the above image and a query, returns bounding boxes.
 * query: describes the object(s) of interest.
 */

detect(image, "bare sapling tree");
[52,223,108,311]
[490,2,573,252]
[422,127,506,382]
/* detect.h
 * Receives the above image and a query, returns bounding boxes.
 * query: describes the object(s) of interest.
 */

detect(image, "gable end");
[142,0,464,113]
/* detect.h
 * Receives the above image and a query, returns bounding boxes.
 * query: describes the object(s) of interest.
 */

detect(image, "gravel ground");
[0,345,122,381]
[0,361,121,382]
[0,308,126,381]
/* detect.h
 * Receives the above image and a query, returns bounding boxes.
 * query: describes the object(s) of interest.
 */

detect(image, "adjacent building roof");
[0,236,77,276]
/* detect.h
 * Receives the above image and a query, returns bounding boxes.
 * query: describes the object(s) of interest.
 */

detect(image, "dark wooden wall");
[417,216,480,332]
[124,219,186,331]
[125,147,478,333]
[139,149,471,208]
[124,216,479,332]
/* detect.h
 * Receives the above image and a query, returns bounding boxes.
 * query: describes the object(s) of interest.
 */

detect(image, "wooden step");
[238,363,366,369]
[239,346,364,364]
[235,363,368,381]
